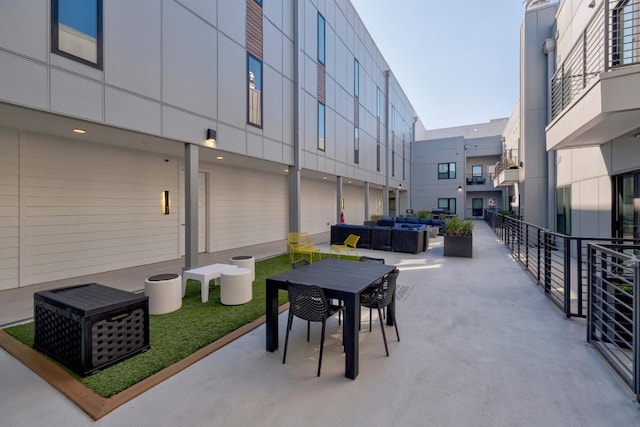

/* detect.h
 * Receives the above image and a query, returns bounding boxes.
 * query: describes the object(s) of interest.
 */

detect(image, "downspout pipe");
[288,0,301,233]
[544,38,557,231]
[383,70,391,216]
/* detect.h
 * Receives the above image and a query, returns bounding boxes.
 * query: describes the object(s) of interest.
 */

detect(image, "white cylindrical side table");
[230,255,255,281]
[220,267,252,305]
[145,273,182,315]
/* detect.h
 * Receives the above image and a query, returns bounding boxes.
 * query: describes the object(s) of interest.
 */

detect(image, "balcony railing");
[494,148,519,177]
[550,0,640,120]
[485,210,640,403]
[587,243,640,399]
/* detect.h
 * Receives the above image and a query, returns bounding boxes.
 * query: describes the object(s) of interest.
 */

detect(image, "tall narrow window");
[392,138,395,177]
[51,0,103,68]
[248,54,263,127]
[254,0,262,5]
[556,186,572,235]
[317,13,326,65]
[318,102,325,151]
[376,141,381,172]
[354,58,359,97]
[376,88,381,118]
[354,127,359,164]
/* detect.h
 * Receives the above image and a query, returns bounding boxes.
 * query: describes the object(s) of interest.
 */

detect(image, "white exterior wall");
[209,164,287,251]
[0,1,295,160]
[300,178,335,235]
[519,2,557,227]
[0,0,417,289]
[4,129,181,287]
[298,0,412,189]
[0,128,20,291]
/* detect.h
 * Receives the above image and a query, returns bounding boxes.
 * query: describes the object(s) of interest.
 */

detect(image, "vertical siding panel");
[24,134,180,285]
[300,178,335,234]
[210,164,286,251]
[0,128,20,290]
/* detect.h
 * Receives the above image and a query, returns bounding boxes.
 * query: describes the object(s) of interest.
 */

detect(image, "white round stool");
[145,273,182,315]
[220,267,252,305]
[230,255,255,281]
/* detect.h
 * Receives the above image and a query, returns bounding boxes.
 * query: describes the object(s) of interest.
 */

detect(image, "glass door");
[613,173,639,239]
[472,198,483,218]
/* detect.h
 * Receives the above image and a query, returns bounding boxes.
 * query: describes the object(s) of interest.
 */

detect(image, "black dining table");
[265,257,397,379]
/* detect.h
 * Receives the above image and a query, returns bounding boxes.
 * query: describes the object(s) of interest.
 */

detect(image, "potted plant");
[443,217,474,258]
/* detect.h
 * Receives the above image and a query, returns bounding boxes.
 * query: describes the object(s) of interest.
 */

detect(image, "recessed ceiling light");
[216,156,224,160]
[72,128,86,134]
[323,177,327,179]
[284,169,289,173]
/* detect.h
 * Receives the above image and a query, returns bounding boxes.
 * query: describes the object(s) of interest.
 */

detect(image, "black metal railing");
[485,210,640,402]
[485,210,639,318]
[587,243,639,401]
[551,1,640,120]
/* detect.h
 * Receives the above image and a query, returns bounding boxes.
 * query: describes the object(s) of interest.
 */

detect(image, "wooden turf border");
[0,303,290,421]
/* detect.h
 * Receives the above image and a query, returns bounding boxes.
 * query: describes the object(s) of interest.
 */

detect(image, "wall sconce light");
[162,190,170,215]
[457,186,463,191]
[588,0,595,8]
[341,198,345,209]
[206,129,217,143]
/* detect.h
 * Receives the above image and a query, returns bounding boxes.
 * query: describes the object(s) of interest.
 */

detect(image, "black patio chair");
[292,258,343,325]
[359,269,400,356]
[359,256,387,326]
[282,282,345,376]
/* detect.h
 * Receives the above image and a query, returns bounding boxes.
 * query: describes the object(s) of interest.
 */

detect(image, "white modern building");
[0,0,415,291]
[413,119,508,219]
[426,0,640,242]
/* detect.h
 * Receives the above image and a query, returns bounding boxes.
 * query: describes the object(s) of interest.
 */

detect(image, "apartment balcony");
[546,1,640,150]
[464,173,496,192]
[493,168,519,187]
[492,149,519,187]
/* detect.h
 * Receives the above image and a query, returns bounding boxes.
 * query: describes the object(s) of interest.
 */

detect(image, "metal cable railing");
[587,243,639,401]
[550,0,640,120]
[485,211,640,402]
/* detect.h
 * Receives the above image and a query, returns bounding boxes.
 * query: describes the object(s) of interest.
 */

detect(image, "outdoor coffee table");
[265,258,396,380]
[182,263,238,303]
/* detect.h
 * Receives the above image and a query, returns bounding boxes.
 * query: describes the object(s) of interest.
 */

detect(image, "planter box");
[443,235,473,258]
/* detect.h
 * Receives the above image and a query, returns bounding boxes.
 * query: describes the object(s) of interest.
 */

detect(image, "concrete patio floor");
[1,221,639,426]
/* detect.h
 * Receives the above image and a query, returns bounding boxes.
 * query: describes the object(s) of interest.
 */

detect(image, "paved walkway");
[1,222,639,426]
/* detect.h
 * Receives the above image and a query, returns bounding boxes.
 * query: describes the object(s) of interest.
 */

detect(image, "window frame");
[51,0,103,69]
[438,162,456,180]
[247,53,263,128]
[354,58,359,97]
[354,127,359,164]
[317,13,326,65]
[438,198,456,214]
[318,102,326,151]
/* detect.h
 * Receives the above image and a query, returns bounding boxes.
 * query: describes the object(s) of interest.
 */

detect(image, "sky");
[350,0,526,130]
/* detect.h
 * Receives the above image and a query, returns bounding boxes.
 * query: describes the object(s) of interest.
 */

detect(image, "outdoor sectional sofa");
[330,222,428,254]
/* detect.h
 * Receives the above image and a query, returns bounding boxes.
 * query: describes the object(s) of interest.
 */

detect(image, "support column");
[184,143,199,270]
[288,168,300,232]
[364,182,370,222]
[337,176,343,224]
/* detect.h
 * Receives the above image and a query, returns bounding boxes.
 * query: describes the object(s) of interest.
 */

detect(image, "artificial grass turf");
[5,253,299,398]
